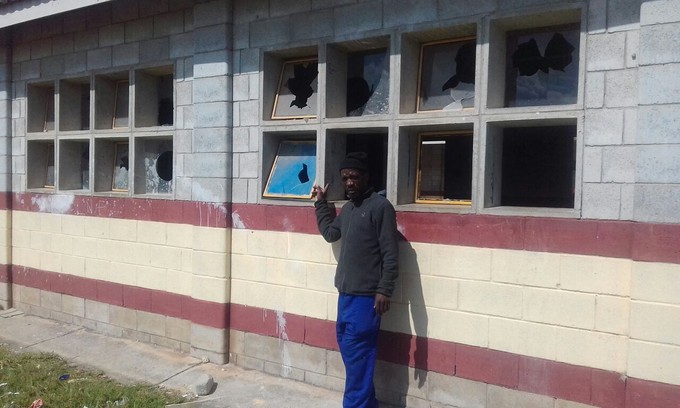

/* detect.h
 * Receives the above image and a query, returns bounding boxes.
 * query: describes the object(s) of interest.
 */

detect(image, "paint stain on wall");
[31,194,75,214]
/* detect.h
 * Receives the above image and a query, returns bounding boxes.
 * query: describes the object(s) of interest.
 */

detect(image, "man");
[312,152,399,408]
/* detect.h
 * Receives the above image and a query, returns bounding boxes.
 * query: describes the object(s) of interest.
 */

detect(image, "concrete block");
[584,109,623,145]
[233,0,269,23]
[560,255,631,296]
[264,360,306,381]
[136,265,167,292]
[74,29,99,51]
[229,329,245,355]
[237,354,265,371]
[427,372,486,408]
[111,0,139,23]
[638,23,680,65]
[61,255,85,276]
[631,301,680,345]
[166,223,193,249]
[64,52,87,74]
[194,101,232,128]
[333,2,382,36]
[637,104,680,144]
[605,69,638,107]
[109,218,137,242]
[140,38,169,63]
[49,310,74,324]
[582,146,602,182]
[626,30,639,68]
[459,281,522,318]
[233,23,249,50]
[237,151,258,178]
[487,385,554,408]
[122,328,151,343]
[285,288,328,319]
[233,74,249,101]
[52,34,74,56]
[620,183,635,221]
[238,100,260,126]
[139,0,168,18]
[194,1,229,28]
[191,177,230,203]
[581,182,621,220]
[641,0,680,25]
[231,179,248,204]
[109,304,137,330]
[586,32,626,71]
[194,24,230,53]
[270,0,311,17]
[20,60,40,80]
[187,152,229,178]
[554,327,628,372]
[602,145,635,183]
[248,73,258,100]
[267,258,306,287]
[636,144,680,183]
[193,225,230,253]
[250,17,290,48]
[137,221,166,245]
[428,308,488,347]
[125,18,154,43]
[305,370,345,392]
[176,81,192,106]
[193,76,230,103]
[137,310,166,336]
[233,127,250,152]
[607,0,641,32]
[585,71,605,108]
[489,318,556,360]
[111,42,139,66]
[523,287,596,329]
[30,40,52,60]
[639,63,680,105]
[290,9,333,41]
[166,316,191,342]
[85,299,110,323]
[87,48,112,71]
[386,0,437,27]
[40,290,62,312]
[99,23,125,47]
[169,32,193,59]
[231,253,267,281]
[191,323,228,354]
[192,251,229,278]
[595,294,630,335]
[240,48,259,74]
[631,261,680,305]
[623,107,637,144]
[587,0,607,34]
[430,245,491,280]
[628,340,680,385]
[491,249,560,289]
[154,10,184,38]
[283,341,327,374]
[230,280,285,311]
[193,127,230,153]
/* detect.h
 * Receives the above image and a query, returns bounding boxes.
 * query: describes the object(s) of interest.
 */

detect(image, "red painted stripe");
[7,264,680,407]
[11,193,230,228]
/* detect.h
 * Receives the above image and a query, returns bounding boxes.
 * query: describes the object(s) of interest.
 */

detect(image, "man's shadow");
[375,238,429,407]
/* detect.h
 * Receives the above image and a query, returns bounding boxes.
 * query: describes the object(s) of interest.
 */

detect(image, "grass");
[0,344,187,408]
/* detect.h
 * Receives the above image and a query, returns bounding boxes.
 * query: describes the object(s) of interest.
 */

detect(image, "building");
[0,0,679,406]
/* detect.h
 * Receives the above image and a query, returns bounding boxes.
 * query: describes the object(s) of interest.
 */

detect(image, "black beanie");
[339,152,368,173]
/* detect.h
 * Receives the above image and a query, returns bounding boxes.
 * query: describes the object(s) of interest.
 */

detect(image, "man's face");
[341,168,368,200]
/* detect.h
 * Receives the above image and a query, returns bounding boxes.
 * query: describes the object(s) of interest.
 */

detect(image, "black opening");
[500,125,575,208]
[346,133,388,195]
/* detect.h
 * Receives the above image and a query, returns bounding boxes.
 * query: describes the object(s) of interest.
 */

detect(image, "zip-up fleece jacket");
[314,190,399,297]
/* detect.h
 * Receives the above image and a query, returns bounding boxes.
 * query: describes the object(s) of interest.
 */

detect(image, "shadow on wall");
[376,239,429,407]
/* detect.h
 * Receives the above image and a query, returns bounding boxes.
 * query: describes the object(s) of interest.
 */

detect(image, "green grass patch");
[0,344,186,408]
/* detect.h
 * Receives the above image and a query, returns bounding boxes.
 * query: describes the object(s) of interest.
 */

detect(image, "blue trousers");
[337,294,381,408]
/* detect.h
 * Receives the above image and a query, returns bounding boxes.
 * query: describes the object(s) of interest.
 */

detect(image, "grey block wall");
[633,0,680,223]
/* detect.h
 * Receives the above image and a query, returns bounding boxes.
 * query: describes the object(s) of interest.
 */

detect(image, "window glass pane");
[347,49,389,116]
[418,39,476,111]
[505,25,580,107]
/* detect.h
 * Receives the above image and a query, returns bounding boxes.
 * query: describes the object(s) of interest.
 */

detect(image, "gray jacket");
[314,190,399,297]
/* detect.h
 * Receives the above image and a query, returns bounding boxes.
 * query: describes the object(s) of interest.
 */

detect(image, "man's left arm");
[375,202,399,316]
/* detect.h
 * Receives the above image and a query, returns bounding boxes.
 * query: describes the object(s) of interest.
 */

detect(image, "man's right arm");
[314,199,341,243]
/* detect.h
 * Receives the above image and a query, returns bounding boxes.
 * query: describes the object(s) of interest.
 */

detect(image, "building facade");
[0,0,679,406]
